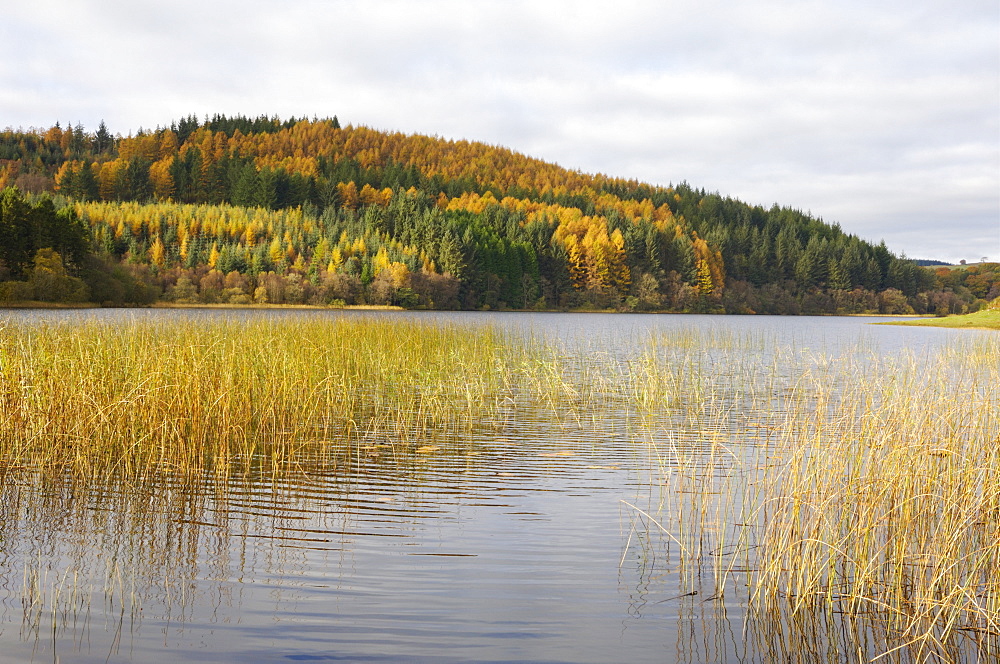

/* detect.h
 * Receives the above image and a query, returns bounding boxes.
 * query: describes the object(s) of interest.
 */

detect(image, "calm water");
[0,310,992,663]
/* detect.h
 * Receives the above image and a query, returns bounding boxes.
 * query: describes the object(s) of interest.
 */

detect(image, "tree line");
[0,116,992,314]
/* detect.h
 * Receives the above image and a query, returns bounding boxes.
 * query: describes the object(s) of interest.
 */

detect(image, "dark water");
[0,310,991,663]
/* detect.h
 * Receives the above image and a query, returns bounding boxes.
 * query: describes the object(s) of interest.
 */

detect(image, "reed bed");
[628,329,779,597]
[750,344,1000,661]
[0,316,550,478]
[635,332,1000,661]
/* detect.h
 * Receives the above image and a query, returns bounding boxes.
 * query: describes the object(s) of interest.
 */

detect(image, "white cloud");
[2,0,997,262]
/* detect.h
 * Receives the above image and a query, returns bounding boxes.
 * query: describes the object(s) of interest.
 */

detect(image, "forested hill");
[1,114,991,314]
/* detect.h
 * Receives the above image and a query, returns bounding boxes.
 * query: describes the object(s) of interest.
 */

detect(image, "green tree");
[116,157,153,201]
[436,228,465,278]
[827,258,850,290]
[0,187,32,275]
[76,161,100,201]
[93,120,113,154]
[0,188,89,278]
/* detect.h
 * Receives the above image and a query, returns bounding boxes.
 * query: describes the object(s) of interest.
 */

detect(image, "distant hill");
[912,259,953,266]
[0,114,988,314]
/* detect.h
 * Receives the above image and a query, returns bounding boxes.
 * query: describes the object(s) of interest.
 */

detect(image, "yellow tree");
[379,187,394,206]
[372,246,391,276]
[149,236,166,268]
[385,261,410,288]
[313,237,331,266]
[337,181,359,210]
[359,184,381,207]
[582,227,611,291]
[97,160,122,201]
[327,246,344,272]
[695,259,714,297]
[158,131,179,159]
[149,157,176,200]
[563,234,587,290]
[0,164,15,190]
[609,228,631,294]
[268,237,284,265]
[692,234,725,296]
[44,124,63,147]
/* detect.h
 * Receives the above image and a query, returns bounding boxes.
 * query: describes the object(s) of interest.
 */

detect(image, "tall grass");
[0,317,538,478]
[634,332,1000,661]
[750,344,999,660]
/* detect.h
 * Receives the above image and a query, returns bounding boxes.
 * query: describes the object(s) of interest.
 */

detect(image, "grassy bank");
[877,308,1000,330]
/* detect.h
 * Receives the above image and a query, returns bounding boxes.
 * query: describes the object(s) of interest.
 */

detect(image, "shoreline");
[0,300,948,318]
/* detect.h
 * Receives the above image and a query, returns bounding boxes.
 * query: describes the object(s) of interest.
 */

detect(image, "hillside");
[1,115,991,313]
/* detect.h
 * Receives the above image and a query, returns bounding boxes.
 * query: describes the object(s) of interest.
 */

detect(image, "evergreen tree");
[93,120,113,154]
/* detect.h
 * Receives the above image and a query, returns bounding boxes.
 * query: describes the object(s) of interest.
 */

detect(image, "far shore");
[150,302,406,311]
[0,301,98,309]
[0,301,994,327]
[0,301,404,312]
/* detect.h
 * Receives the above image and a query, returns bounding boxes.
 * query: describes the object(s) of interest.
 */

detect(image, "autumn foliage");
[0,115,969,312]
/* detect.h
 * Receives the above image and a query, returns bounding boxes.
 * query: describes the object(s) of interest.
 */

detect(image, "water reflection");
[2,426,663,662]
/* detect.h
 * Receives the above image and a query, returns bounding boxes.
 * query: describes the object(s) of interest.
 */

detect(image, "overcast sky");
[3,0,997,263]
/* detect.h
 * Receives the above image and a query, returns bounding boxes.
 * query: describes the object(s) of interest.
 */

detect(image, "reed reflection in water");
[3,433,668,663]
